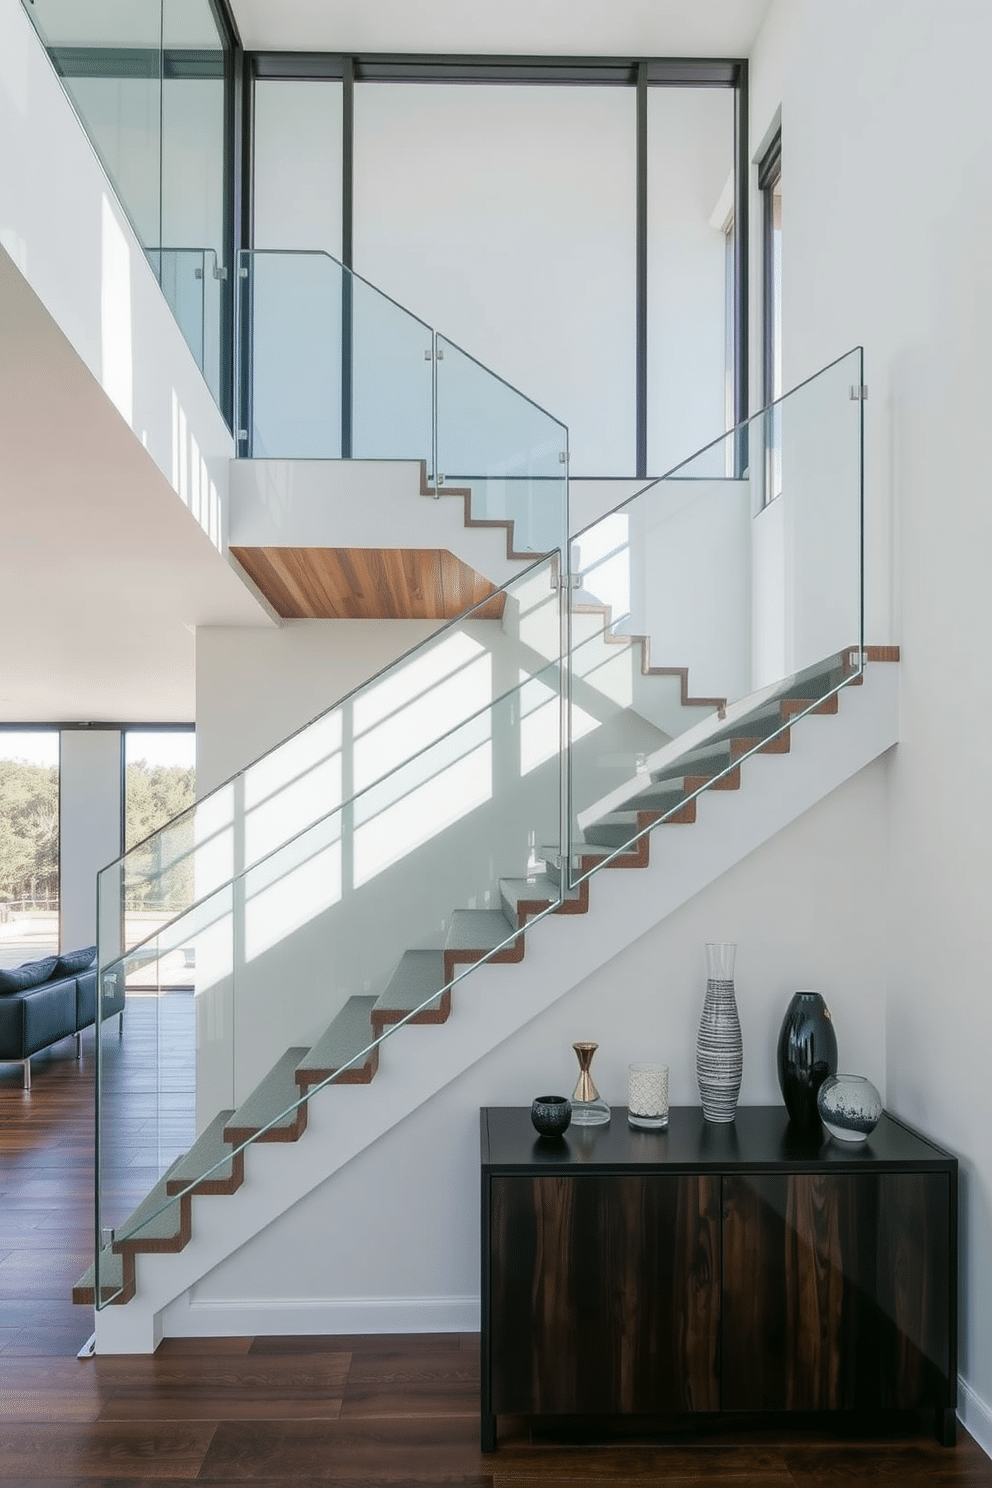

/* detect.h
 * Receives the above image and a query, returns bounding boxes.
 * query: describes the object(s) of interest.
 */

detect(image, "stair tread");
[297,995,378,1074]
[499,874,580,913]
[445,908,516,953]
[116,1170,184,1246]
[651,740,733,778]
[224,1047,310,1139]
[74,1246,124,1294]
[374,949,447,1013]
[616,783,689,811]
[166,1109,236,1189]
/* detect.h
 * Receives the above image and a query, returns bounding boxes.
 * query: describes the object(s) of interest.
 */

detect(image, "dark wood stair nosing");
[371,987,452,1039]
[223,1106,309,1148]
[295,1046,379,1092]
[165,1148,245,1199]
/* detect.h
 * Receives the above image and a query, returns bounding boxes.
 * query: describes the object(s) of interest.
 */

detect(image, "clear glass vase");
[570,1041,611,1125]
[695,942,742,1123]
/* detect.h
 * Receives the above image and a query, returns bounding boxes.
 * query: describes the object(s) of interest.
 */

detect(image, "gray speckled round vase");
[696,941,743,1123]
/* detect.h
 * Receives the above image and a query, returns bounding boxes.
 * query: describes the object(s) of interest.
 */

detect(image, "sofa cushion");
[21,977,77,1057]
[75,969,98,1030]
[0,956,59,994]
[55,945,97,976]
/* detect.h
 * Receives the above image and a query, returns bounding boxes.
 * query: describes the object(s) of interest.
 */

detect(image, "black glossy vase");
[777,991,838,1129]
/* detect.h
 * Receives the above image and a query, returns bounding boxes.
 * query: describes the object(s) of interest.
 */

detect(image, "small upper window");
[759,132,782,500]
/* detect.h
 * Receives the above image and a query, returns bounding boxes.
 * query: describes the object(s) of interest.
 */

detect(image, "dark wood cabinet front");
[480,1107,956,1451]
[722,1171,950,1412]
[489,1173,720,1415]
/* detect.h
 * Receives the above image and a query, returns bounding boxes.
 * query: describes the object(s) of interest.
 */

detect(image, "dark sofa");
[0,947,125,1090]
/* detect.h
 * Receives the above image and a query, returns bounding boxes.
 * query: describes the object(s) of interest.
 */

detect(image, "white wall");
[749,0,992,1447]
[59,728,122,952]
[0,0,233,550]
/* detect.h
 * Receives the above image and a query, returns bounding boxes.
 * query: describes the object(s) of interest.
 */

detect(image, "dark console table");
[480,1105,957,1452]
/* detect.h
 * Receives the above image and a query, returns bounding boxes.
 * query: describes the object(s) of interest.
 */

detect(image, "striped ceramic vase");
[695,941,743,1122]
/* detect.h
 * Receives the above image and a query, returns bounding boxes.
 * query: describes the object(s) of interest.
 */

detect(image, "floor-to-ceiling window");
[0,730,60,968]
[247,56,746,480]
[123,727,196,988]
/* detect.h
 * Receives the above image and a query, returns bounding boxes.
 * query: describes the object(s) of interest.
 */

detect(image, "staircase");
[74,322,878,1349]
[75,641,898,1331]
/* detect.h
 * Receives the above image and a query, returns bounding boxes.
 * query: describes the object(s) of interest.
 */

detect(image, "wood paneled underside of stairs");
[230,546,506,620]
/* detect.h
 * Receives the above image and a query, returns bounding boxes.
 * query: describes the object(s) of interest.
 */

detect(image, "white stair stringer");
[93,661,899,1353]
[229,459,532,592]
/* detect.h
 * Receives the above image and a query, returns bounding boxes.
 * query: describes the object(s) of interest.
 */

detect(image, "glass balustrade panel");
[25,0,165,254]
[435,334,569,558]
[566,347,865,888]
[94,553,565,1304]
[239,251,434,463]
[239,250,343,458]
[95,558,565,1303]
[349,271,434,463]
[95,887,233,1306]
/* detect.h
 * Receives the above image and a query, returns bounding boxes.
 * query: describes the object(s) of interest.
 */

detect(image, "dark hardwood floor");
[2,1018,990,1485]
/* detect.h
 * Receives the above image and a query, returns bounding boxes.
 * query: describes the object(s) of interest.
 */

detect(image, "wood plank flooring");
[2,1018,990,1485]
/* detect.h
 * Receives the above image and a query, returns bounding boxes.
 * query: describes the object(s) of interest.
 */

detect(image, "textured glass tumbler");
[628,1062,669,1129]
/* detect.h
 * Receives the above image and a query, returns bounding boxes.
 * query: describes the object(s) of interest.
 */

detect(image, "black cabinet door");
[722,1172,951,1411]
[489,1173,720,1415]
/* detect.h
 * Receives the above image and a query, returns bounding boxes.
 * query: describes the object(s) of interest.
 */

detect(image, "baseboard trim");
[162,1292,480,1338]
[959,1374,992,1460]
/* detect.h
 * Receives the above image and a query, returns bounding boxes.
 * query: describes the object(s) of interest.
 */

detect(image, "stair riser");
[115,1197,191,1258]
[444,939,523,982]
[296,1052,379,1093]
[224,1108,308,1147]
[372,989,452,1038]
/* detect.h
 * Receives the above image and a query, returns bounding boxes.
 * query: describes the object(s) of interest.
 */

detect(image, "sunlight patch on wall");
[243,819,342,963]
[353,635,491,794]
[353,736,492,889]
[519,668,598,776]
[193,782,235,900]
[244,713,343,867]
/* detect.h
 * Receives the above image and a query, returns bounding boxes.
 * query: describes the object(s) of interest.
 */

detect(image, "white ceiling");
[0,250,270,725]
[228,0,772,57]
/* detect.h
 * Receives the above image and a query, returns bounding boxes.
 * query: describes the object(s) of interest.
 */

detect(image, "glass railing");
[563,346,864,885]
[92,552,566,1306]
[150,249,224,408]
[237,249,569,558]
[85,348,864,1312]
[20,0,230,417]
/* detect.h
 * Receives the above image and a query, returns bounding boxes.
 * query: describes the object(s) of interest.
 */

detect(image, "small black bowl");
[531,1095,571,1138]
